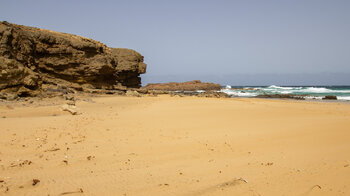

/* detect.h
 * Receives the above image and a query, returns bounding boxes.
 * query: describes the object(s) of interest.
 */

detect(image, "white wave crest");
[280,91,293,94]
[337,96,350,101]
[267,85,301,90]
[220,89,258,97]
[265,86,350,94]
[297,87,350,94]
[304,96,323,100]
[300,87,331,93]
[225,85,232,89]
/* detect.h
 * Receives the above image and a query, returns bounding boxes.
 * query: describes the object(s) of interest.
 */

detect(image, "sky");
[1,0,349,85]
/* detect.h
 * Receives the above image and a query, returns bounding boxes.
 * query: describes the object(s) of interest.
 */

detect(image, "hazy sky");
[1,0,349,85]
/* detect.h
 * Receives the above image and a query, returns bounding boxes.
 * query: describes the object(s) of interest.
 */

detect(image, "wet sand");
[1,95,350,196]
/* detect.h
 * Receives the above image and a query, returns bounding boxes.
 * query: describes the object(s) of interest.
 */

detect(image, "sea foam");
[220,85,350,101]
[220,88,258,97]
[337,96,350,101]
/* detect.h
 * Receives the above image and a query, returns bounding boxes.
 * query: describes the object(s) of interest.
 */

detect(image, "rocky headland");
[0,21,146,99]
[0,22,230,101]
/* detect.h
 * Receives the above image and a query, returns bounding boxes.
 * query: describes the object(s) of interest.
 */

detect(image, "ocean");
[220,85,350,101]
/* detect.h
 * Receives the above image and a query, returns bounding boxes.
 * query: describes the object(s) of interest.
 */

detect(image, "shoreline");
[221,85,350,101]
[1,92,350,109]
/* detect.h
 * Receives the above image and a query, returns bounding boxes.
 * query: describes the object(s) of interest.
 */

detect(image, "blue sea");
[220,85,350,101]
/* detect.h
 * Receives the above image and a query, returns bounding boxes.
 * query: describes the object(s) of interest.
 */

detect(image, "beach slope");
[0,96,350,195]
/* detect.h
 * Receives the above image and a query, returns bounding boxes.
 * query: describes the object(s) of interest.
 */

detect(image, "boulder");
[323,95,337,100]
[61,104,80,115]
[0,21,146,97]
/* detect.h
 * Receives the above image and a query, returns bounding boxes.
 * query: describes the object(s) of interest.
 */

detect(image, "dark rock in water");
[0,21,146,97]
[142,80,221,91]
[255,94,305,100]
[322,95,337,100]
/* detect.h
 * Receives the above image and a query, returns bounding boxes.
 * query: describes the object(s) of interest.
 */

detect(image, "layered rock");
[0,21,146,98]
[142,80,221,91]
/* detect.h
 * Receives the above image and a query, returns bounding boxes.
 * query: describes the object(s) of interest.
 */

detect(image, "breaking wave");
[220,85,350,101]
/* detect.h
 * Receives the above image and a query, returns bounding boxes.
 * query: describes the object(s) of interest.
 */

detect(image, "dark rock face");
[323,95,337,100]
[142,80,221,91]
[0,21,146,97]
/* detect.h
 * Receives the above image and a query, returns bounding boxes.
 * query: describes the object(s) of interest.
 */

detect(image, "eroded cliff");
[0,21,146,98]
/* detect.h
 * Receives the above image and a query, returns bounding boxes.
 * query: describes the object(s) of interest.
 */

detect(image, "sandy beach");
[1,96,350,196]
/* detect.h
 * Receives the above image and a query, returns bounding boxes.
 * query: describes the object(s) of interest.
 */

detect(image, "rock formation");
[322,95,337,100]
[0,21,146,98]
[255,94,305,100]
[142,80,221,91]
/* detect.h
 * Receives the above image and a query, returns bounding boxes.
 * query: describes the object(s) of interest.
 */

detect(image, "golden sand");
[1,96,350,195]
